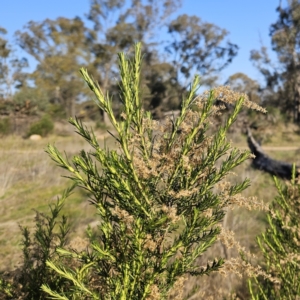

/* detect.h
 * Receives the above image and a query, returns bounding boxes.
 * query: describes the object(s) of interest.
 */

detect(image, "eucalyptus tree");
[0,27,28,102]
[15,17,91,117]
[85,0,183,120]
[251,0,300,123]
[226,72,261,104]
[166,14,238,88]
[14,0,239,121]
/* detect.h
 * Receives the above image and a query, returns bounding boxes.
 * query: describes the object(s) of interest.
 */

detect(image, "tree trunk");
[247,127,299,179]
[292,49,300,123]
[247,128,299,179]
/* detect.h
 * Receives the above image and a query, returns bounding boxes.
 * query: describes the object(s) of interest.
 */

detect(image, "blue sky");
[0,0,283,84]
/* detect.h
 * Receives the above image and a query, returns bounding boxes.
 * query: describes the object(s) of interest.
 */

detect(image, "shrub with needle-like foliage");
[0,187,73,299]
[40,43,266,299]
[249,166,300,300]
[0,43,266,299]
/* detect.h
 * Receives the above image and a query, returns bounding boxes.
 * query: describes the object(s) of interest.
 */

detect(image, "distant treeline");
[0,0,300,127]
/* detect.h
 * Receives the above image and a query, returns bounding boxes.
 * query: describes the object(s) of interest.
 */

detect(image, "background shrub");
[13,87,49,114]
[248,167,300,299]
[27,114,54,137]
[0,187,73,300]
[0,117,11,136]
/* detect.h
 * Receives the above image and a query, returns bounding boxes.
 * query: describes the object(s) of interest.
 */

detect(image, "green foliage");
[225,72,261,104]
[167,14,238,87]
[13,0,239,122]
[0,117,11,135]
[250,0,300,123]
[0,27,28,100]
[47,104,67,120]
[249,166,300,299]
[0,187,73,299]
[15,17,91,118]
[27,114,54,137]
[13,86,50,113]
[40,43,253,299]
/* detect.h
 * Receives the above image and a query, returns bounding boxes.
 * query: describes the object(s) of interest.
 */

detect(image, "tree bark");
[247,128,299,179]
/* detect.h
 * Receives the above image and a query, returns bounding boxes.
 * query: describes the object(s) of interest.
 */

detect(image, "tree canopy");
[1,0,241,123]
[250,0,300,123]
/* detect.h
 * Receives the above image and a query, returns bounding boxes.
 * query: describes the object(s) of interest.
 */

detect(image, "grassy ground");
[1,120,299,298]
[0,123,116,270]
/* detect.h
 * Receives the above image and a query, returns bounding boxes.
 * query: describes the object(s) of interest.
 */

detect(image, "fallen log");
[246,128,299,179]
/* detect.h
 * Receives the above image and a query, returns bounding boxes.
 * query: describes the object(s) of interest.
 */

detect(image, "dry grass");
[0,123,116,271]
